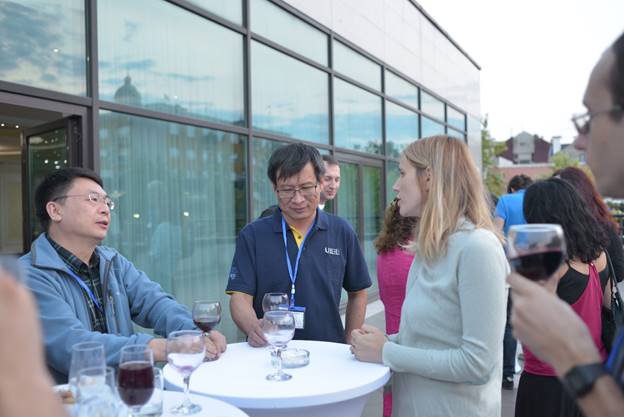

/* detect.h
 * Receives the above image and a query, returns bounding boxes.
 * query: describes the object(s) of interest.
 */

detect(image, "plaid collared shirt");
[46,235,107,333]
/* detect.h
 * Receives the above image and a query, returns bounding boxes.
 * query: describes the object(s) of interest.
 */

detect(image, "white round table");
[163,391,248,417]
[163,340,390,417]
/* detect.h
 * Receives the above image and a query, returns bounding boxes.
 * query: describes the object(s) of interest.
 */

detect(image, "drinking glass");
[77,366,120,417]
[261,311,295,381]
[261,293,289,313]
[117,345,154,417]
[166,330,205,415]
[69,342,106,398]
[507,224,566,282]
[138,367,164,417]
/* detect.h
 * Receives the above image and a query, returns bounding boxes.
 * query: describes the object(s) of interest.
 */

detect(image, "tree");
[551,151,579,171]
[481,116,507,196]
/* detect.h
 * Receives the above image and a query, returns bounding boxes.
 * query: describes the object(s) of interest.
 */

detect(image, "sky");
[416,0,624,143]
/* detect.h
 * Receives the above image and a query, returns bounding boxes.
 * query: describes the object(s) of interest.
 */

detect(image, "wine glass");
[117,345,154,417]
[192,300,221,362]
[262,292,289,313]
[507,224,566,281]
[261,310,295,381]
[166,330,205,415]
[68,341,106,398]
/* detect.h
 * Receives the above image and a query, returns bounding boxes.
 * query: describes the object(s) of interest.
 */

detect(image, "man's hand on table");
[205,330,227,359]
[350,324,386,364]
[246,319,268,347]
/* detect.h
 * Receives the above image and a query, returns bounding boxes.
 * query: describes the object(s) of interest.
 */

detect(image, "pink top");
[523,262,608,376]
[377,248,415,334]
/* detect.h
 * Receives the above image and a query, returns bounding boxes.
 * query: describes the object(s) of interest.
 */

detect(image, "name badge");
[289,306,306,329]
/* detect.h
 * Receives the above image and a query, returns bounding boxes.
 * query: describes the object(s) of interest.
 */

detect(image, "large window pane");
[336,162,359,234]
[385,71,419,109]
[252,41,329,144]
[447,106,466,131]
[363,165,381,295]
[421,91,445,121]
[98,0,245,126]
[188,0,242,25]
[334,79,382,154]
[421,116,445,137]
[252,137,284,219]
[386,101,419,158]
[250,0,327,65]
[333,41,381,91]
[99,111,247,342]
[0,0,86,95]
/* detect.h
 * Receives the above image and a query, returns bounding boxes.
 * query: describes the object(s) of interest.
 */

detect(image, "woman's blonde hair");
[403,135,503,263]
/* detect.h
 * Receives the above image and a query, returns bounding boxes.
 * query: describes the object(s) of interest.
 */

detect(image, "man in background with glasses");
[508,32,624,416]
[20,167,226,383]
[227,143,370,346]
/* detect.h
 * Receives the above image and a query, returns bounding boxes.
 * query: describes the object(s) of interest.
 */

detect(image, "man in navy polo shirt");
[226,143,371,346]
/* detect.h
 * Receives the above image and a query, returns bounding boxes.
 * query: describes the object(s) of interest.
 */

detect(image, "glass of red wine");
[507,224,566,282]
[166,330,206,415]
[117,345,154,416]
[192,300,221,361]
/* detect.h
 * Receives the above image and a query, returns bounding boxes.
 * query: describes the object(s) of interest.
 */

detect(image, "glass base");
[266,371,292,381]
[170,402,202,415]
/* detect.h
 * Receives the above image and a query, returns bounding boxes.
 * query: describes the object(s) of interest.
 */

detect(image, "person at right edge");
[508,31,624,417]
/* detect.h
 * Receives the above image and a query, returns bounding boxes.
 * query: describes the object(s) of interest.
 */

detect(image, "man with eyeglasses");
[227,143,370,346]
[20,167,226,383]
[508,32,624,416]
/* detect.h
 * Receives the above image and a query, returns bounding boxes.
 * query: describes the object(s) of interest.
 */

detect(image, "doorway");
[0,98,84,254]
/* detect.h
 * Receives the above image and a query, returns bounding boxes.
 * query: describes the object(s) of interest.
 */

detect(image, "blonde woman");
[351,136,508,417]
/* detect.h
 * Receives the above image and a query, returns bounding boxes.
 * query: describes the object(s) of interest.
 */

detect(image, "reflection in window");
[99,111,247,342]
[447,106,466,131]
[337,162,359,233]
[250,0,327,65]
[333,41,381,91]
[334,79,382,154]
[386,161,399,205]
[252,137,284,218]
[188,0,242,25]
[252,41,329,144]
[386,101,419,158]
[385,71,419,109]
[363,165,381,293]
[421,91,445,121]
[98,0,245,126]
[0,0,86,95]
[421,116,445,137]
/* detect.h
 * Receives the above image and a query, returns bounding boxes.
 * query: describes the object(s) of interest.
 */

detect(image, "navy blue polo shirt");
[226,209,371,343]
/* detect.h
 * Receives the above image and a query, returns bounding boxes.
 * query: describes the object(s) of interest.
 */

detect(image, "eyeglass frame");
[275,183,319,201]
[52,192,115,211]
[571,105,622,135]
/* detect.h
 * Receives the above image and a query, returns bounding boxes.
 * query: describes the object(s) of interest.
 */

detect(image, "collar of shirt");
[45,234,100,276]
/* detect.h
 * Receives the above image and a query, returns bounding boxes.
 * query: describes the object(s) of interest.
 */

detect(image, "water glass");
[77,366,120,417]
[261,293,289,313]
[167,330,205,415]
[69,341,106,398]
[133,367,164,417]
[261,310,295,381]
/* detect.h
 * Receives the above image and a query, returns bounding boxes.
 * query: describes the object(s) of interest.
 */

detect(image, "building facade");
[0,0,481,340]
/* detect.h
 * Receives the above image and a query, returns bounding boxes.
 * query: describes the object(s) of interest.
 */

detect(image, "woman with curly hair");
[351,135,508,417]
[374,200,417,417]
[515,178,611,417]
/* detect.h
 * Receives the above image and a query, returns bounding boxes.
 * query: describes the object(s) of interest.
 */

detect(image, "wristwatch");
[561,363,607,398]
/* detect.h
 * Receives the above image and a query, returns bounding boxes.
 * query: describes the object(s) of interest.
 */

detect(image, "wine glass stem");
[276,347,284,376]
[183,375,192,405]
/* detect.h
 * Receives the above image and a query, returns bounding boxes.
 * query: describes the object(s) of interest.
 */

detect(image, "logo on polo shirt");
[229,266,238,280]
[324,247,341,256]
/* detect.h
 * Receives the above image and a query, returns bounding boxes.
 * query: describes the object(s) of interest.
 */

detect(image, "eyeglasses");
[276,184,318,201]
[53,192,115,210]
[571,106,622,135]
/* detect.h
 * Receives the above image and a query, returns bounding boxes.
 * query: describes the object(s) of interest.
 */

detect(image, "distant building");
[500,131,550,164]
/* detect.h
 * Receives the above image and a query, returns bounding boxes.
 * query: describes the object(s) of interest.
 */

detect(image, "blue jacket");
[21,234,195,383]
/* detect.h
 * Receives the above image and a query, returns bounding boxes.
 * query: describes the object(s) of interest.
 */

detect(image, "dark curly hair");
[524,178,608,263]
[554,167,619,233]
[374,199,418,254]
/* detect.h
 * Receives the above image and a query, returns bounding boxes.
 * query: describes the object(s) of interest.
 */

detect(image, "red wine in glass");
[193,316,220,332]
[509,250,564,282]
[117,361,154,406]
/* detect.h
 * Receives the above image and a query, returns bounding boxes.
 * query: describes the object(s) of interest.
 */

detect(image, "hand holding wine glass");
[192,300,222,360]
[167,330,205,415]
[507,224,566,282]
[117,345,154,417]
[261,310,295,381]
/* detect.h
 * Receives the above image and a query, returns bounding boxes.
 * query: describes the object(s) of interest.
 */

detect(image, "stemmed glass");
[167,330,205,415]
[261,311,295,381]
[507,224,566,282]
[262,292,289,313]
[117,345,154,417]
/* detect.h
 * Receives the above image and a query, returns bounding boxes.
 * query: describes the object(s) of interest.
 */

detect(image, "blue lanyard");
[281,214,315,307]
[65,268,103,313]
